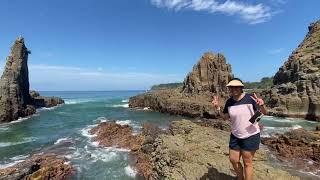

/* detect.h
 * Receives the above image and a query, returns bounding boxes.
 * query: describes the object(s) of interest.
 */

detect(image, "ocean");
[0,91,319,179]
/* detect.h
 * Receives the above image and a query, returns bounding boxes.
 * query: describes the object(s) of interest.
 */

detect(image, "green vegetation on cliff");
[244,77,273,89]
[150,82,183,90]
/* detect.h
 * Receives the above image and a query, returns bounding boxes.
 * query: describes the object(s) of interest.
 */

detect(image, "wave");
[0,126,10,132]
[262,125,303,137]
[111,104,129,108]
[80,125,98,139]
[37,106,58,112]
[0,154,29,169]
[64,98,96,105]
[54,137,72,145]
[125,165,137,177]
[0,137,37,148]
[115,120,132,126]
[121,99,129,103]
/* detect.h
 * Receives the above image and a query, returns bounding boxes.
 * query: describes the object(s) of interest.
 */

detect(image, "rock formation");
[0,153,73,180]
[0,37,64,123]
[262,128,320,176]
[129,52,233,119]
[262,20,320,121]
[182,52,232,96]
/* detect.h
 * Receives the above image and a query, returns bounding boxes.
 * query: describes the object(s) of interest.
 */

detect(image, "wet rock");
[90,121,143,150]
[262,128,320,176]
[0,153,73,180]
[90,121,164,179]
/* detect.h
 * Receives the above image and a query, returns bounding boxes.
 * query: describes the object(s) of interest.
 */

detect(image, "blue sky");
[0,0,319,91]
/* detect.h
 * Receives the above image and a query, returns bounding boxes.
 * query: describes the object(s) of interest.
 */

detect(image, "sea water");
[0,91,319,179]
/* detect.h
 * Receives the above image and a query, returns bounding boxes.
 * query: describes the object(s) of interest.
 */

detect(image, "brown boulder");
[90,121,143,150]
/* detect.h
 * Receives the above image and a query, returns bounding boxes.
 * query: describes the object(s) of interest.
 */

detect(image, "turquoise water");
[0,91,319,179]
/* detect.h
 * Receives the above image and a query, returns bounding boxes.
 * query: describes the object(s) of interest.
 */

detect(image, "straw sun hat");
[226,78,244,87]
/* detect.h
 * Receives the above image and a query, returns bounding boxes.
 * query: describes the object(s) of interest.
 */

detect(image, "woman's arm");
[259,105,267,115]
[251,93,268,115]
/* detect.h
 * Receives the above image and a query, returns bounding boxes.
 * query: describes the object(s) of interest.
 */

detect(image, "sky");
[0,0,319,91]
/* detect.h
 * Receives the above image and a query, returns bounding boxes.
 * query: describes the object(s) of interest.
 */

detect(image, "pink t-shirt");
[223,94,260,139]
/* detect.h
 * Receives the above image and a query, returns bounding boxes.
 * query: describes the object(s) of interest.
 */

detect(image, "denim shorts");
[229,133,260,151]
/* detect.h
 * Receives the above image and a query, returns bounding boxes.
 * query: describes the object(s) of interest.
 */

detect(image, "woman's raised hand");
[250,93,265,106]
[212,96,220,110]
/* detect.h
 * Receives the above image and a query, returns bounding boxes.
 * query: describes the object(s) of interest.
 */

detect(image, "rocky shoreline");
[88,119,302,180]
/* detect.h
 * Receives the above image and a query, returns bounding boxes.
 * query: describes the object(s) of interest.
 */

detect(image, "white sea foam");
[125,165,137,177]
[115,120,132,126]
[65,99,94,105]
[80,125,98,138]
[112,104,129,108]
[292,125,303,130]
[37,106,57,112]
[0,126,9,132]
[0,137,36,147]
[0,154,29,169]
[54,137,71,145]
[121,99,129,103]
[96,117,108,123]
[0,160,24,169]
[91,141,99,147]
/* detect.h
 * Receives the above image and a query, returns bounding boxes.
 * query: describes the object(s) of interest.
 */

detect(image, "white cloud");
[268,48,284,55]
[0,64,183,91]
[150,0,275,24]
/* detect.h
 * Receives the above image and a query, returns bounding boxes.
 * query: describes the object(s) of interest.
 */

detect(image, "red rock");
[0,153,73,180]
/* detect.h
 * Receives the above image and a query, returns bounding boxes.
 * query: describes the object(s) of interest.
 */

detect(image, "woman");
[212,78,267,180]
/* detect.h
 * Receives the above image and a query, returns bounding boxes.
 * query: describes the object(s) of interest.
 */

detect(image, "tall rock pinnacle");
[0,37,64,123]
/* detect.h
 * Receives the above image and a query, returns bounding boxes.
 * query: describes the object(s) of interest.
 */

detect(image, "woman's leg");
[229,149,244,180]
[241,150,256,180]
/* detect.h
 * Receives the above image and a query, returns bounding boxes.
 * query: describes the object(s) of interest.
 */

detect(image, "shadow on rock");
[200,167,236,180]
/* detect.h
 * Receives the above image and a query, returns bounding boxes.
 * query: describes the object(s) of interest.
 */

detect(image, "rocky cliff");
[261,20,320,121]
[129,52,233,118]
[0,37,64,123]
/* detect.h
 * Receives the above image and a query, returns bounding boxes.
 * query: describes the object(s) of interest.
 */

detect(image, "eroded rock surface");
[150,120,299,180]
[262,20,320,121]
